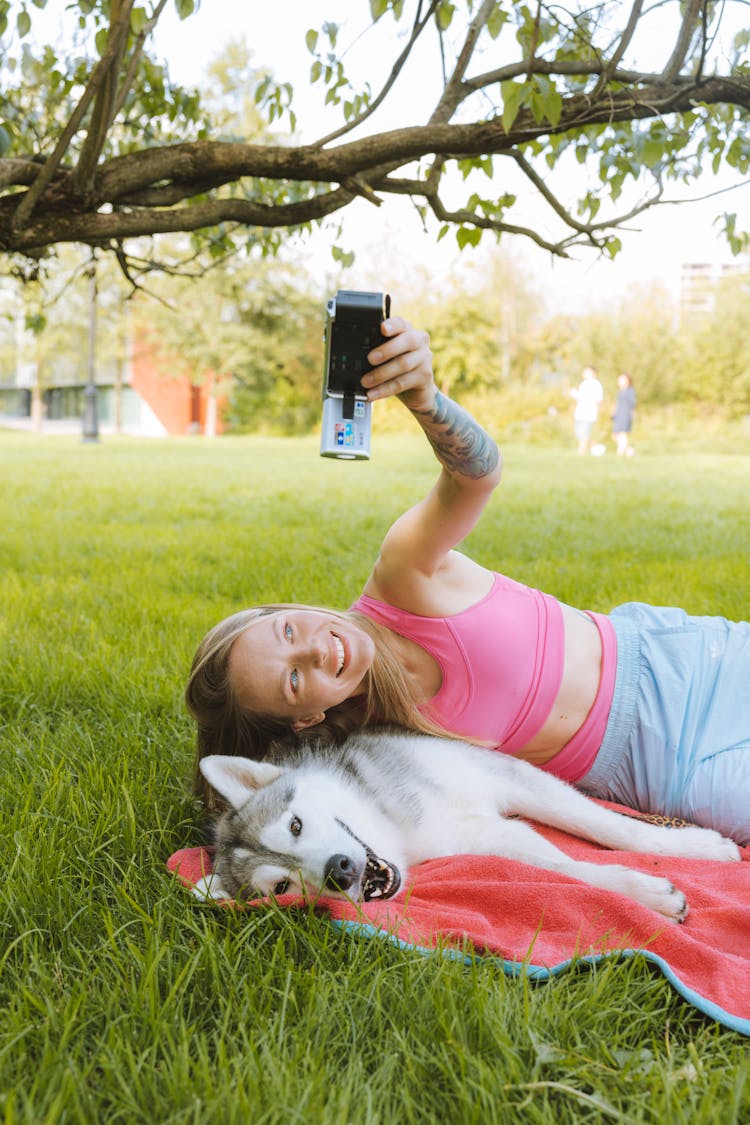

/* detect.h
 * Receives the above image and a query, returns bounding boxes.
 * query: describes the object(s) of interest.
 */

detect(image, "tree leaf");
[130,7,148,35]
[25,312,47,334]
[500,79,525,133]
[456,226,482,249]
[436,1,455,30]
[640,138,664,168]
[331,244,354,267]
[541,82,562,127]
[487,6,508,39]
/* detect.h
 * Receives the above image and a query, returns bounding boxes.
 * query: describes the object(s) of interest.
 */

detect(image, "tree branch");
[662,0,705,82]
[0,187,360,251]
[591,0,644,97]
[72,0,136,194]
[510,148,663,235]
[425,187,575,255]
[525,0,543,82]
[111,0,171,120]
[463,58,665,98]
[429,0,498,123]
[0,159,45,189]
[11,0,135,230]
[92,74,748,198]
[313,0,439,147]
[2,0,749,270]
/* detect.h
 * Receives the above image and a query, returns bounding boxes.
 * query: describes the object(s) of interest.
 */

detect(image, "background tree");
[138,255,323,434]
[557,283,683,407]
[1,0,749,278]
[407,254,542,394]
[679,272,750,414]
[226,282,323,435]
[520,269,750,418]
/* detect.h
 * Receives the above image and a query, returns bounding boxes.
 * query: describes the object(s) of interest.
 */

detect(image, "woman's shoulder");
[364,551,495,617]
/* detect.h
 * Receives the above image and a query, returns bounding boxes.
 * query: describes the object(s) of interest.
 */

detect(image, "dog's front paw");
[666,826,741,863]
[644,877,688,924]
[707,835,743,862]
[191,874,231,902]
[622,869,688,923]
[663,883,688,924]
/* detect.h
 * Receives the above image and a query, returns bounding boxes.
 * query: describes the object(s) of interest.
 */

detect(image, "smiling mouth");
[362,848,401,901]
[332,633,346,676]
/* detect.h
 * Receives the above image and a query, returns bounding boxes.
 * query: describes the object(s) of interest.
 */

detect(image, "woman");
[187,318,750,843]
[612,372,636,456]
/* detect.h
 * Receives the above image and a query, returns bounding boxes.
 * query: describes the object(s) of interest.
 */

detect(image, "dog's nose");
[324,854,356,892]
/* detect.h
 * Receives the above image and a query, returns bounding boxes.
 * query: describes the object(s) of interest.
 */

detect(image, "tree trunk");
[31,364,44,432]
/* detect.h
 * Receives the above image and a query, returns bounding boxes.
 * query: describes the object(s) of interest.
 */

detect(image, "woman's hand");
[361,318,437,413]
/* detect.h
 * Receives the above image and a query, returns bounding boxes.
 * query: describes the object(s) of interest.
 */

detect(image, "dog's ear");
[199,755,283,809]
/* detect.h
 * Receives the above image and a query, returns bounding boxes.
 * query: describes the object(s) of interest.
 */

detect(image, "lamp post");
[82,248,99,442]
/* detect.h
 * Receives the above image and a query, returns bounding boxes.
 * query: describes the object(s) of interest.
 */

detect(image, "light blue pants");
[578,603,750,845]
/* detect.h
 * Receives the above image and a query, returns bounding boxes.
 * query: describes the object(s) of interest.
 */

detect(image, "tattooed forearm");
[412,391,500,480]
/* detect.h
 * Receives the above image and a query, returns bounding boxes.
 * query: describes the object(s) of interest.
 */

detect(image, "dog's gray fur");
[197,728,740,921]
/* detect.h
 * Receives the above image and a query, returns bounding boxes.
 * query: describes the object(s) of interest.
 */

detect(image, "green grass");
[2,429,750,1123]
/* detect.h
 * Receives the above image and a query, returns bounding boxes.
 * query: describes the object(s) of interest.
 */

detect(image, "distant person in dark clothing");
[612,372,636,456]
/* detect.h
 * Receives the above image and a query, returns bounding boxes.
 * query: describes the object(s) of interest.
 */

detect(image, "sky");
[30,0,750,312]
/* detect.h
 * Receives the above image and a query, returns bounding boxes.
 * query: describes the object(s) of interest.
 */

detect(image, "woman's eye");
[290,816,302,837]
[290,669,299,692]
[273,880,290,895]
[284,623,293,641]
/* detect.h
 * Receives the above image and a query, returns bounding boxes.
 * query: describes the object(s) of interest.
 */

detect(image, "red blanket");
[168,812,750,1036]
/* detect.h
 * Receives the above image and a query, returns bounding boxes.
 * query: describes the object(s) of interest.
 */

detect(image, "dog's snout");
[324,853,356,891]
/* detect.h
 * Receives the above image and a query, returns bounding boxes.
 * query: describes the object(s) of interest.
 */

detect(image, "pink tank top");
[350,572,616,782]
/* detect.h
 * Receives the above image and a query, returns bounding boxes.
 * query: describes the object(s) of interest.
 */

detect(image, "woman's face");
[228,610,376,731]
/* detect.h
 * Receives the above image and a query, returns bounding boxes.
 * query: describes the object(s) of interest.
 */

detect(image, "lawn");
[2,429,749,1123]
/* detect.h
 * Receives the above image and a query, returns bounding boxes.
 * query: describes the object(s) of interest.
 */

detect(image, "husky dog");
[197,729,741,921]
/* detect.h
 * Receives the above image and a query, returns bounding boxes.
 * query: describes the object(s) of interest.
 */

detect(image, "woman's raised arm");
[361,318,502,587]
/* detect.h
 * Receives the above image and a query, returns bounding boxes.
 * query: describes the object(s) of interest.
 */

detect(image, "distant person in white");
[570,366,604,455]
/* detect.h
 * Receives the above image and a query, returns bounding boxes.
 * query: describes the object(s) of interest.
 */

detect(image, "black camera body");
[320,289,391,460]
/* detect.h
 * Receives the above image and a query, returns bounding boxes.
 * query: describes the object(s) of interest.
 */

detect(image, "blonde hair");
[185,603,451,812]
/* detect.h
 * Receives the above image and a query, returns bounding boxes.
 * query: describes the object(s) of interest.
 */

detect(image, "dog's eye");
[273,879,290,896]
[290,816,302,837]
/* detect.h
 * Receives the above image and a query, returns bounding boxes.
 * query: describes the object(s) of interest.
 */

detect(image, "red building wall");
[130,340,226,435]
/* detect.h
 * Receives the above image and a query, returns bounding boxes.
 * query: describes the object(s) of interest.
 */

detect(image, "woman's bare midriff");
[512,602,603,766]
